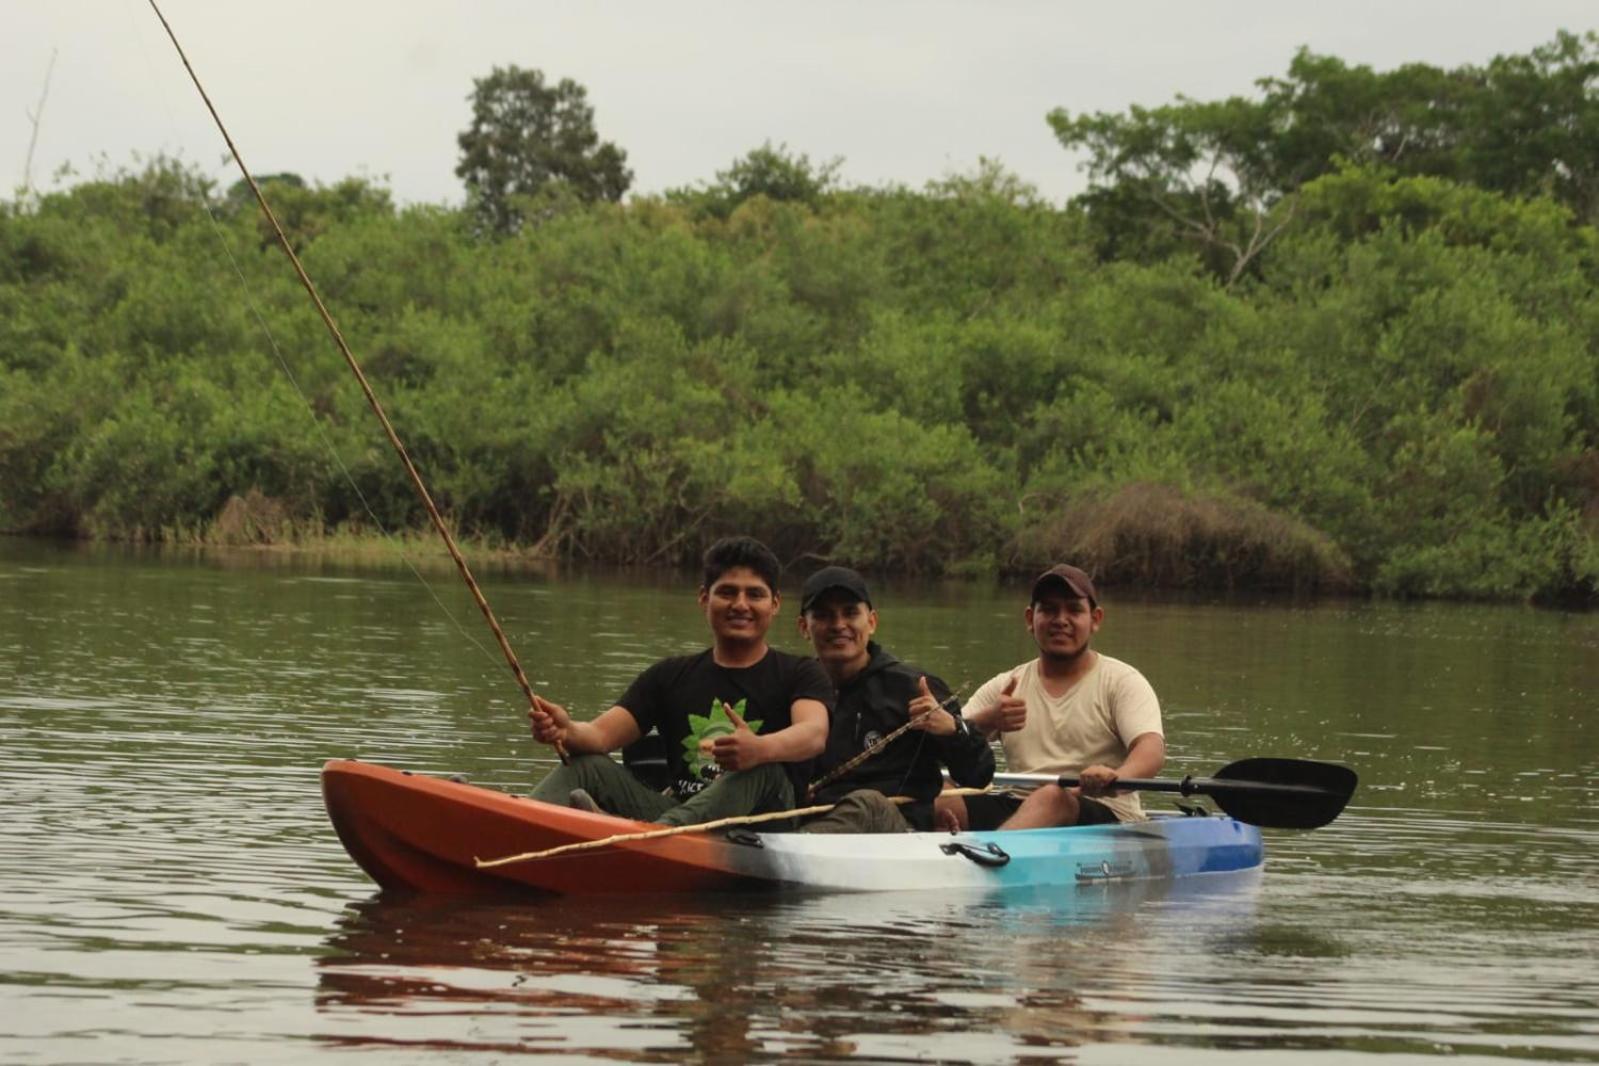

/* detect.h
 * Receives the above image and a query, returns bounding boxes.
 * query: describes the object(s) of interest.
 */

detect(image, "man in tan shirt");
[940,564,1166,831]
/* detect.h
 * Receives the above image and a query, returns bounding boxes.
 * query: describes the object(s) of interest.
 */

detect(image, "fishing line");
[145,0,564,759]
[207,223,506,669]
[120,0,503,676]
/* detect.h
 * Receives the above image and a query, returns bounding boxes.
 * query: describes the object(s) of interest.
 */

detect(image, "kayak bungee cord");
[145,0,566,763]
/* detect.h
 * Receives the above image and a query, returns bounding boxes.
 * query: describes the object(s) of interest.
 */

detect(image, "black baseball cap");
[800,566,872,612]
[1031,563,1098,606]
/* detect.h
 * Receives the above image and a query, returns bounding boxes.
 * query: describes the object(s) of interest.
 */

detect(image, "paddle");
[990,757,1357,830]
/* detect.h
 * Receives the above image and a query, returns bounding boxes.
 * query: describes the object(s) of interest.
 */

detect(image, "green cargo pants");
[798,789,916,834]
[531,753,795,827]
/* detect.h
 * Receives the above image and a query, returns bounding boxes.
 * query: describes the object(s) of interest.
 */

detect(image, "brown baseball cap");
[1031,564,1097,606]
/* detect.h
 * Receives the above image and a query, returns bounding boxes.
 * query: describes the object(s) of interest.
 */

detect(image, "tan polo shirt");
[962,653,1163,822]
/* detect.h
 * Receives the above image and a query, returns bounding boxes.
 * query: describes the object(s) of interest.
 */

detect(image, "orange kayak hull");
[321,759,765,895]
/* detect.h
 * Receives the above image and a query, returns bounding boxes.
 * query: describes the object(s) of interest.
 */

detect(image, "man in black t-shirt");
[528,537,833,827]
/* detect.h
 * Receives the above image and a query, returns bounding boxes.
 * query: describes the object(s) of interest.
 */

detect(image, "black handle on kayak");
[940,840,1011,867]
[988,757,1358,830]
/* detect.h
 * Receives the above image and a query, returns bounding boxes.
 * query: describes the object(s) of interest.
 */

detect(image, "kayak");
[322,759,1264,895]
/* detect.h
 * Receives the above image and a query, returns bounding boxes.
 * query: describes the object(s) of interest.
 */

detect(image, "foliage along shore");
[3,37,1598,605]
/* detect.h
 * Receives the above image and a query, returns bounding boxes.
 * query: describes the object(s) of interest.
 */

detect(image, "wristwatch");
[942,697,970,737]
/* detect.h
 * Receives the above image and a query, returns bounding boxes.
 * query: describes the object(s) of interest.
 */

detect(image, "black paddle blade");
[1196,757,1358,830]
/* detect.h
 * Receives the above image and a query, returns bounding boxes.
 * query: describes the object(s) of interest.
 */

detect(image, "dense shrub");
[1,155,1595,603]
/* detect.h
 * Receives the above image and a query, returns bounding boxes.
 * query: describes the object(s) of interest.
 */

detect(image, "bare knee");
[1001,784,1081,829]
[933,793,969,832]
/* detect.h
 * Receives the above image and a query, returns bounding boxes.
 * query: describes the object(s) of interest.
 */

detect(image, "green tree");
[1049,93,1302,285]
[671,142,841,219]
[455,65,632,234]
[1051,32,1599,279]
[1460,31,1599,223]
[226,174,394,252]
[223,171,305,213]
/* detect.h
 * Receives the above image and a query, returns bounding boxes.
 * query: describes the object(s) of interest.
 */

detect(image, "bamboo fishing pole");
[475,787,996,867]
[802,679,965,801]
[803,717,918,802]
[147,1,565,761]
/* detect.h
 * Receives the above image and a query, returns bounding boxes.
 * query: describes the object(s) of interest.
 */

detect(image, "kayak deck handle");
[940,840,1011,868]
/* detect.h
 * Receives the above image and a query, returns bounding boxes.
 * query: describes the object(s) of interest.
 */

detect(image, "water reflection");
[312,874,1263,1060]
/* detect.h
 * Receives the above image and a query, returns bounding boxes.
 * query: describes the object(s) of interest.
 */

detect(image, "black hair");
[701,536,781,592]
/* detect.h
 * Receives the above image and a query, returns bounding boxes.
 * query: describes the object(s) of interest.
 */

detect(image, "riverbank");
[6,524,1586,609]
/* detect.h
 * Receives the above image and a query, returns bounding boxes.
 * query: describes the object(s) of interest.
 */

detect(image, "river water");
[2,538,1596,1063]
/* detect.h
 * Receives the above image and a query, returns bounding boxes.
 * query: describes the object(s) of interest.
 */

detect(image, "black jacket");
[810,642,994,807]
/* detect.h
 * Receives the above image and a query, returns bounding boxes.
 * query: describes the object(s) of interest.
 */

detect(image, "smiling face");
[1026,589,1102,662]
[698,566,780,649]
[799,590,877,682]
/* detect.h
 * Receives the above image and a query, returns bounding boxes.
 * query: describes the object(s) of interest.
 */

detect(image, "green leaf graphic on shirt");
[682,698,763,778]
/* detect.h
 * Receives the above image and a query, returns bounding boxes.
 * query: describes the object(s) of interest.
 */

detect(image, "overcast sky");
[5,2,1596,208]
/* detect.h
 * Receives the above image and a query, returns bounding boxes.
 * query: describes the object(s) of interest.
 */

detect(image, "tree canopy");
[455,65,632,234]
[670,142,843,219]
[1051,30,1599,284]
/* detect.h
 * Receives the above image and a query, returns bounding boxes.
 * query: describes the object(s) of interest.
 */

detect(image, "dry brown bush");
[1014,482,1353,594]
[209,488,289,546]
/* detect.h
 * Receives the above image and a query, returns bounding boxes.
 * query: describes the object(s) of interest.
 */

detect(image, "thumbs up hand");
[908,676,956,736]
[711,700,769,771]
[994,675,1027,733]
[970,675,1026,736]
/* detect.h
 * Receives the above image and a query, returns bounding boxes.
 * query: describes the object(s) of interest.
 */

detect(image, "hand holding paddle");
[711,701,767,771]
[1076,763,1121,796]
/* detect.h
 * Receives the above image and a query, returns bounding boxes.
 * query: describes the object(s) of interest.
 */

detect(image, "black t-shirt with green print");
[618,648,835,801]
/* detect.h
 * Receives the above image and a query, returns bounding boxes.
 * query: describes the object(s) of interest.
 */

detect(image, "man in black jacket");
[796,566,994,832]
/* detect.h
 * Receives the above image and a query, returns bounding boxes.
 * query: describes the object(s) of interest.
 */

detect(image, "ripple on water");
[5,548,1599,1062]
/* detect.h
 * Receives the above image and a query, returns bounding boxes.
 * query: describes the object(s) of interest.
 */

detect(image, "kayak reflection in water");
[938,564,1168,832]
[793,566,995,834]
[526,536,834,827]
